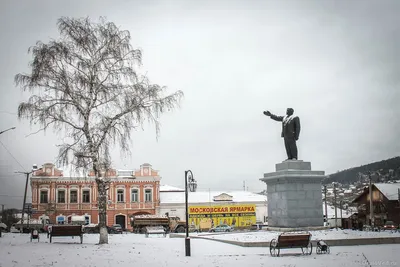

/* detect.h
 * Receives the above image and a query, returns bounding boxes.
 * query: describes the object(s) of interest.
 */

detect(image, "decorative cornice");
[31,178,159,184]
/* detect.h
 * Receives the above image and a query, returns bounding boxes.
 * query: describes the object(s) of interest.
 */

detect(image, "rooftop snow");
[160,191,267,204]
[160,185,185,192]
[375,183,400,200]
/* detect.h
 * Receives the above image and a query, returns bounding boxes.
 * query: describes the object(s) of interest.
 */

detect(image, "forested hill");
[324,157,400,184]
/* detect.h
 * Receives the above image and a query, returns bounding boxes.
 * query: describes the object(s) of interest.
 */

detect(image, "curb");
[169,234,400,247]
[264,226,330,232]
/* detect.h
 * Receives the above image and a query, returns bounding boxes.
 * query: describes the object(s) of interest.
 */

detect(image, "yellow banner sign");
[189,204,256,214]
[188,204,256,228]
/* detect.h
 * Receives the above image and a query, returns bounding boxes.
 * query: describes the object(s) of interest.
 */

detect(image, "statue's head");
[286,108,294,116]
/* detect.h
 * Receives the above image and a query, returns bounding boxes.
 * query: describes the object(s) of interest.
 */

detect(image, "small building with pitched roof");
[352,183,400,226]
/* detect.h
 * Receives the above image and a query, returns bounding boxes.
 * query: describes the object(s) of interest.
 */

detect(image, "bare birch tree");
[15,16,183,244]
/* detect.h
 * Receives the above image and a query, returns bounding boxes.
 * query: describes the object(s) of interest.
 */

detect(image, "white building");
[158,185,268,228]
[322,203,356,228]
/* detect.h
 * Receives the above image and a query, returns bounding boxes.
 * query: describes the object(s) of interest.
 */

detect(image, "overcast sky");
[1,0,399,209]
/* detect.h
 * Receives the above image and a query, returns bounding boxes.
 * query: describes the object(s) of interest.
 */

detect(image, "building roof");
[352,182,400,203]
[160,190,267,204]
[160,185,185,192]
[374,183,400,200]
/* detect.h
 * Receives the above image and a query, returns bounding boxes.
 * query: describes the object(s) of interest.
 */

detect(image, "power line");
[0,140,26,171]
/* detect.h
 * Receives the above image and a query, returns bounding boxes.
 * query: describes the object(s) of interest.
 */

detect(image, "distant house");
[344,189,353,196]
[322,204,357,229]
[352,183,400,226]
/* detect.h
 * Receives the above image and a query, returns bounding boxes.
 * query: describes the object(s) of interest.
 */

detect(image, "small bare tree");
[15,16,183,244]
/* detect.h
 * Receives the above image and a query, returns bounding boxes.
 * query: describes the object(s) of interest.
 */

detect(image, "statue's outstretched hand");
[263,111,271,116]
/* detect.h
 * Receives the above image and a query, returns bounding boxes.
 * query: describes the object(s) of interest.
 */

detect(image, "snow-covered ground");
[0,232,399,267]
[197,229,400,242]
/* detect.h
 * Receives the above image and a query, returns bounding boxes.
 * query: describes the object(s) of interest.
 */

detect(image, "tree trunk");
[92,152,108,245]
[97,180,108,244]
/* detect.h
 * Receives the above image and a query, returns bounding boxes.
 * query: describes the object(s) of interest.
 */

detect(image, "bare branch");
[15,16,183,245]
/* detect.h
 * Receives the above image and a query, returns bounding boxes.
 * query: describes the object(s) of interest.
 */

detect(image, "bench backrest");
[51,225,82,236]
[278,233,311,248]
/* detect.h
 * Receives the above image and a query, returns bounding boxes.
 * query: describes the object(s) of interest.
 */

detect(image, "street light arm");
[0,127,16,135]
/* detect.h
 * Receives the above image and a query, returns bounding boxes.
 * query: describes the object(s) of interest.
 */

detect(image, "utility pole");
[369,171,374,228]
[16,171,33,233]
[333,182,338,230]
[0,204,3,237]
[340,200,343,228]
[324,185,328,225]
[397,188,400,203]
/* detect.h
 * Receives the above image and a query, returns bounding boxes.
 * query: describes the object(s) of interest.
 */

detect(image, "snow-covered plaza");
[1,230,399,267]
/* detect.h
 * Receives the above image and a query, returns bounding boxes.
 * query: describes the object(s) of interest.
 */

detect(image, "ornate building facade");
[30,163,161,229]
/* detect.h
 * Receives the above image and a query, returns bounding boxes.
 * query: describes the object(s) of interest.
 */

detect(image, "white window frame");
[82,189,90,203]
[117,188,125,203]
[144,188,153,202]
[40,190,49,203]
[130,188,139,202]
[56,189,66,203]
[69,189,78,203]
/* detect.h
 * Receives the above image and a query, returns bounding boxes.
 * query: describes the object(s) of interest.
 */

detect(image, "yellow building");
[158,187,267,229]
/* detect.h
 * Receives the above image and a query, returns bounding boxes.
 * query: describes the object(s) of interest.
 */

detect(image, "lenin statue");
[263,108,301,160]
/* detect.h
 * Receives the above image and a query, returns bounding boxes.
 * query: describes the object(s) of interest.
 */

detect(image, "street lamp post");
[0,127,16,135]
[184,170,197,257]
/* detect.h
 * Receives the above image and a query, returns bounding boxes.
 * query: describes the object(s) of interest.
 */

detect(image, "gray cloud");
[1,0,399,208]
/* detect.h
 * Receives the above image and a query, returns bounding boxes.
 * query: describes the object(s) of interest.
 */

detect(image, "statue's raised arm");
[263,108,300,161]
[263,110,284,122]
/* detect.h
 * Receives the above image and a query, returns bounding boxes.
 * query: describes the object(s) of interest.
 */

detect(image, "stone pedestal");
[260,160,325,228]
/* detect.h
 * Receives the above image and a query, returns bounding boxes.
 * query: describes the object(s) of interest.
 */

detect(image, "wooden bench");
[49,225,83,243]
[269,232,312,257]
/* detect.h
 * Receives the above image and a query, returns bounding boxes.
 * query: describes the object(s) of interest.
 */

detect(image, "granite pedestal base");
[260,160,325,228]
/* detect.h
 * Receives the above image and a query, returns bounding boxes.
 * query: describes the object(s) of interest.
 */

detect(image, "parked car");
[189,224,200,233]
[209,224,233,232]
[108,224,123,234]
[383,221,398,231]
[0,222,7,231]
[9,226,20,233]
